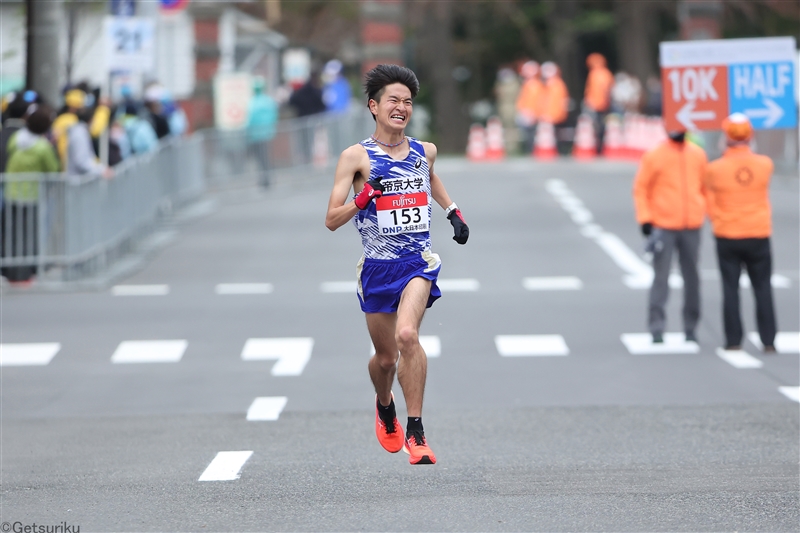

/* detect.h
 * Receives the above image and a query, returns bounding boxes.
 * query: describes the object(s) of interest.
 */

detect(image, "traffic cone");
[571,114,596,160]
[602,114,624,159]
[312,125,329,168]
[466,124,487,161]
[533,121,558,160]
[485,116,506,160]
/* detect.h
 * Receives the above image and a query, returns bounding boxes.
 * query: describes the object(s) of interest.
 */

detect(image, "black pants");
[716,237,777,348]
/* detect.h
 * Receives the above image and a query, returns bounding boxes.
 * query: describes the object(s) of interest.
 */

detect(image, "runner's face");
[371,83,413,132]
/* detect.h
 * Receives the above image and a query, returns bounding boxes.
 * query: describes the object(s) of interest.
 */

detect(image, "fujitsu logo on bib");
[392,195,417,208]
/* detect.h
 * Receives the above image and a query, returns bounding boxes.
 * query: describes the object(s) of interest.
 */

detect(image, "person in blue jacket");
[322,59,352,114]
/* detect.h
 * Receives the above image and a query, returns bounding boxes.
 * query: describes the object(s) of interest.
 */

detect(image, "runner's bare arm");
[421,142,454,210]
[325,145,369,231]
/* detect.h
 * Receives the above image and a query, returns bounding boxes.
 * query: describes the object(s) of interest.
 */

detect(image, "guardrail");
[0,107,374,284]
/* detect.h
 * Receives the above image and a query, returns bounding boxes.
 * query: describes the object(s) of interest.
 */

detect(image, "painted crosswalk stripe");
[621,333,699,355]
[198,451,253,481]
[778,386,800,403]
[370,335,441,358]
[111,340,188,364]
[246,397,288,421]
[715,348,763,369]
[495,335,569,356]
[438,278,480,292]
[215,283,273,295]
[523,277,583,290]
[241,338,313,376]
[111,284,169,296]
[748,332,799,354]
[320,281,356,293]
[0,343,61,366]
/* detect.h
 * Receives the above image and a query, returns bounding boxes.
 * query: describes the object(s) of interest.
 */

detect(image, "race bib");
[375,192,430,234]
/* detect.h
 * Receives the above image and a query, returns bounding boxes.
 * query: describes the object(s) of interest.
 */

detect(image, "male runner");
[325,64,469,465]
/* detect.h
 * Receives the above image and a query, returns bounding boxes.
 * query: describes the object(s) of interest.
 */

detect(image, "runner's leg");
[366,312,398,407]
[395,277,431,418]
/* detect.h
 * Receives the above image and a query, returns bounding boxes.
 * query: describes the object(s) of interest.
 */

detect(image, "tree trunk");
[614,0,657,83]
[547,1,581,100]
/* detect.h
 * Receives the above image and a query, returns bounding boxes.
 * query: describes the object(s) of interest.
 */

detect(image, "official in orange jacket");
[633,129,708,343]
[540,62,569,126]
[515,61,544,154]
[705,113,777,352]
[583,53,614,154]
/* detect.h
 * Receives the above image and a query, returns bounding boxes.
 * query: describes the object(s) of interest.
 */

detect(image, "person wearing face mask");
[704,114,777,353]
[633,128,708,344]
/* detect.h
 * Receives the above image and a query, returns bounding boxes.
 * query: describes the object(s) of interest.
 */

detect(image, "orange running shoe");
[375,394,404,453]
[404,430,436,465]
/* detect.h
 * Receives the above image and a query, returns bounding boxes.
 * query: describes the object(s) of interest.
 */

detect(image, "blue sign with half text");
[728,61,797,129]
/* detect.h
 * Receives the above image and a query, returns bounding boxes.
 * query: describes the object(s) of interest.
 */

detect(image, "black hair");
[363,64,419,117]
[6,96,29,120]
[26,105,54,135]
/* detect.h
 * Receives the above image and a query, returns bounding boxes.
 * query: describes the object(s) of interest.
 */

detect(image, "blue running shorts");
[356,252,442,314]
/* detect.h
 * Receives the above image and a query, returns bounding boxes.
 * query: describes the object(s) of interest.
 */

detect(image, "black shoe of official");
[685,332,698,343]
[724,345,742,351]
[763,345,777,354]
[652,333,664,344]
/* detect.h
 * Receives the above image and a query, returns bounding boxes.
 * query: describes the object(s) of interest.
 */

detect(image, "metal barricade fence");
[0,107,373,284]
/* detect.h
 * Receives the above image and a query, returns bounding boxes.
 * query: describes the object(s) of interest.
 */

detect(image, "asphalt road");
[2,158,798,532]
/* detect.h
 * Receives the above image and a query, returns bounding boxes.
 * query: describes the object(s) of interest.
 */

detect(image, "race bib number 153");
[375,192,429,234]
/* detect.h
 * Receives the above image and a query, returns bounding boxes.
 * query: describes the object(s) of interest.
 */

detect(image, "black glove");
[354,176,384,210]
[448,209,469,245]
[641,222,653,237]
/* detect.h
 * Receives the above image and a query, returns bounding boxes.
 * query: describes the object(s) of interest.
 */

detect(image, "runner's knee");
[395,325,419,352]
[373,350,398,369]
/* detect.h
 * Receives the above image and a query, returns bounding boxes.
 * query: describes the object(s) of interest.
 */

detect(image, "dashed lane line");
[198,451,253,481]
[241,338,313,376]
[111,284,169,296]
[523,277,583,290]
[715,348,764,369]
[215,283,274,295]
[320,281,356,293]
[437,278,480,292]
[495,335,569,356]
[778,386,800,403]
[748,332,800,354]
[246,397,288,421]
[0,343,61,366]
[620,333,700,355]
[111,340,188,364]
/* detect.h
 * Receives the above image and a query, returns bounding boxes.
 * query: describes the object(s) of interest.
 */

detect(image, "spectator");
[2,105,60,284]
[322,59,352,114]
[117,103,158,155]
[143,85,171,139]
[611,72,642,114]
[1,95,31,172]
[633,127,708,344]
[66,107,113,178]
[643,75,663,116]
[289,71,326,118]
[52,87,111,169]
[704,113,777,353]
[160,90,188,137]
[495,66,521,154]
[515,61,543,154]
[246,76,279,187]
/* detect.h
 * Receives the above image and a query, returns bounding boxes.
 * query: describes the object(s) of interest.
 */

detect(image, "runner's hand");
[448,209,469,244]
[354,176,384,209]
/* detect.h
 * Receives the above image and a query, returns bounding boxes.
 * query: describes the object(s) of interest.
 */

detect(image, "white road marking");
[438,278,480,292]
[523,277,583,290]
[241,338,313,376]
[715,348,763,369]
[320,281,356,293]
[215,283,273,295]
[0,343,61,366]
[369,335,441,357]
[621,333,700,355]
[111,340,188,364]
[111,284,169,296]
[748,332,799,353]
[778,386,800,403]
[198,451,253,481]
[495,335,569,356]
[246,397,288,421]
